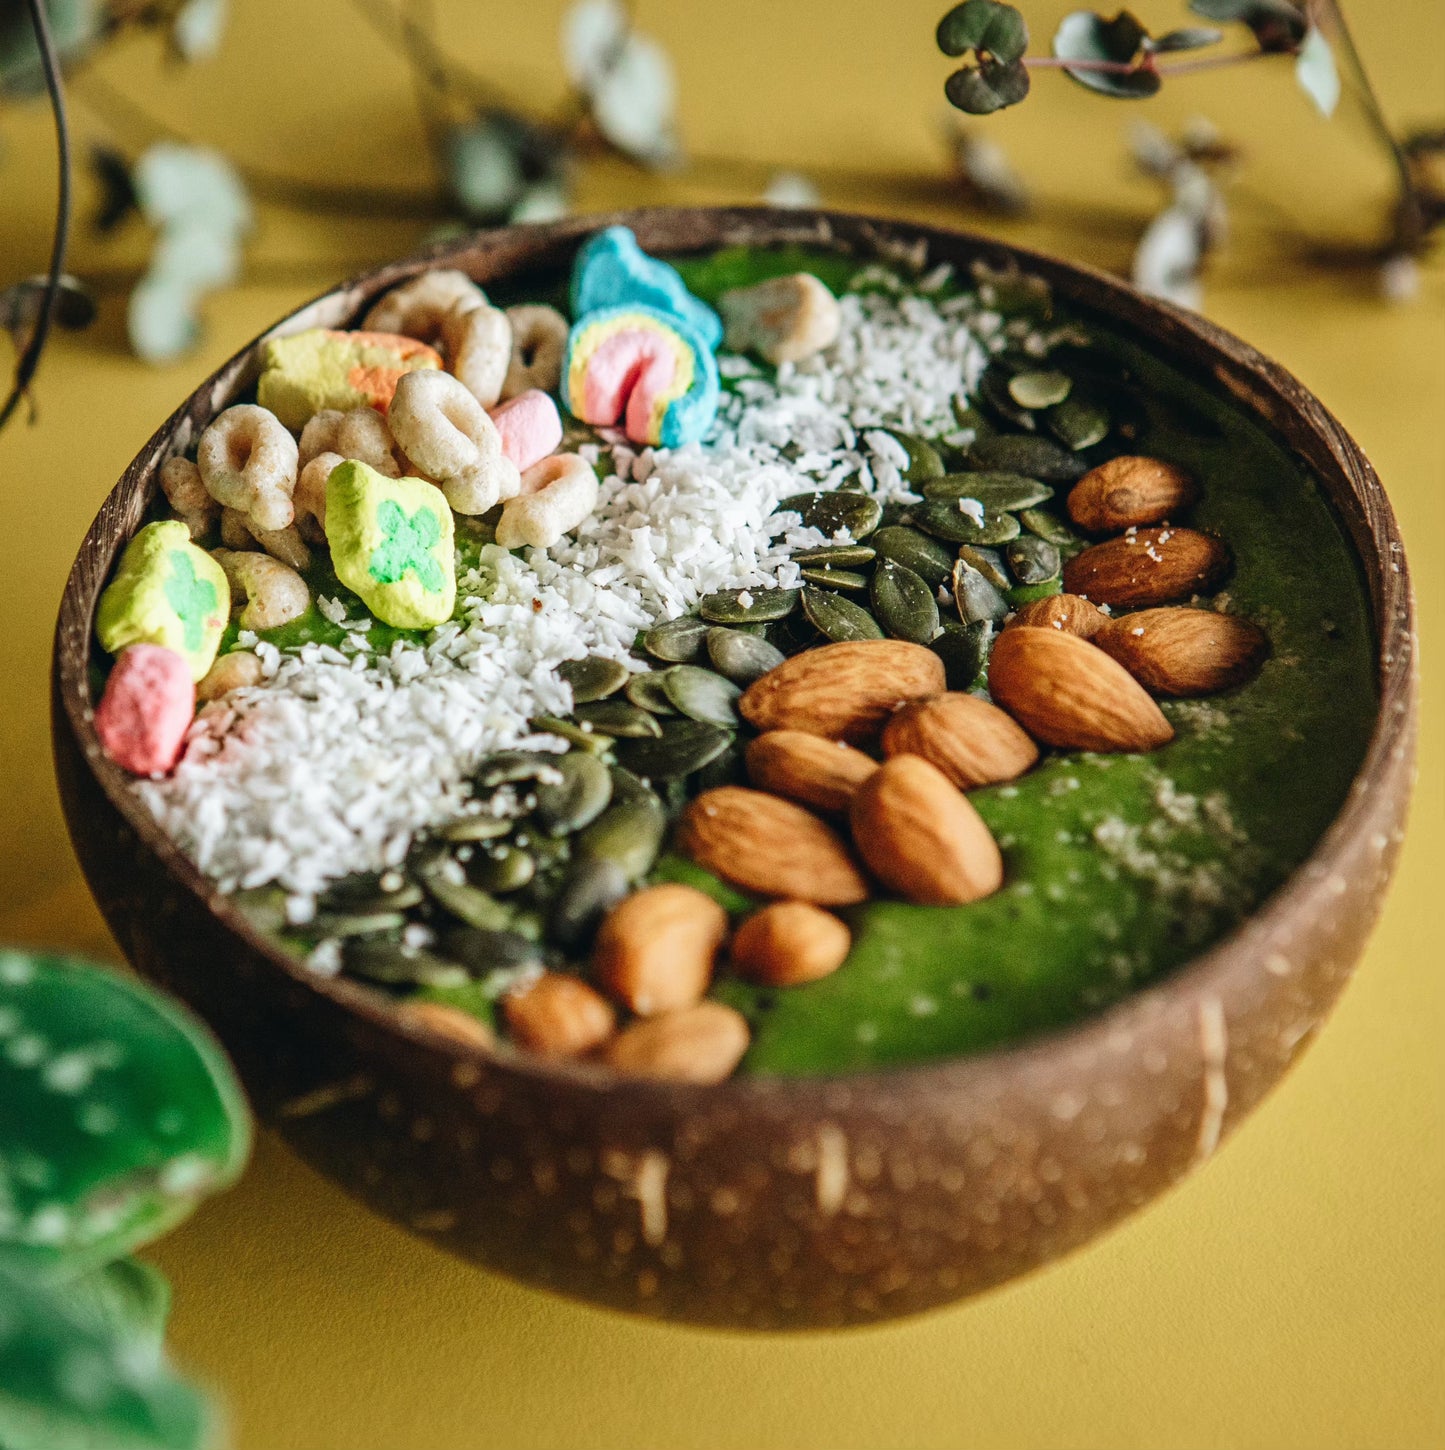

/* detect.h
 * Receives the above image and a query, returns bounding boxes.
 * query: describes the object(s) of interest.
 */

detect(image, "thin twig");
[1,0,72,431]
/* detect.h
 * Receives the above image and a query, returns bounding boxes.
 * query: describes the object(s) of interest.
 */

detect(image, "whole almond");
[881,693,1038,789]
[593,883,727,1016]
[1066,455,1197,534]
[745,730,878,812]
[503,972,616,1057]
[731,902,852,986]
[678,787,870,905]
[850,755,1004,906]
[1062,527,1230,609]
[1094,607,1270,696]
[739,639,945,745]
[603,1001,751,1083]
[1005,592,1107,638]
[987,626,1174,753]
[402,1000,496,1050]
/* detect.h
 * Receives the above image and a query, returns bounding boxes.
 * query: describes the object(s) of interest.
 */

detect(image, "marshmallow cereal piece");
[718,272,842,365]
[488,389,563,472]
[387,368,520,515]
[325,460,456,629]
[159,456,219,541]
[363,269,487,342]
[443,302,511,408]
[495,453,600,551]
[196,648,264,702]
[211,549,311,632]
[94,643,196,776]
[501,304,568,398]
[197,403,299,533]
[256,328,442,431]
[571,226,722,349]
[562,304,719,448]
[96,520,230,680]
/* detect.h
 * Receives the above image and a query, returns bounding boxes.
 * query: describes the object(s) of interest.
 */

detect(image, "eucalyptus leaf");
[1149,25,1223,52]
[945,57,1031,115]
[1052,10,1161,98]
[936,0,1029,63]
[1187,0,1306,52]
[1294,26,1340,118]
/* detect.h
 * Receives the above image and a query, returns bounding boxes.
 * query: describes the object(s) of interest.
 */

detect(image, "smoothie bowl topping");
[87,225,1376,1083]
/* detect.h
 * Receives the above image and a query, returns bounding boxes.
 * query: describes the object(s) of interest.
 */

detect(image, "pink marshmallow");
[94,644,196,776]
[488,390,562,472]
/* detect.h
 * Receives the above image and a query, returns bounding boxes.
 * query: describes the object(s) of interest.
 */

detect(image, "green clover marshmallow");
[95,520,231,680]
[325,460,456,629]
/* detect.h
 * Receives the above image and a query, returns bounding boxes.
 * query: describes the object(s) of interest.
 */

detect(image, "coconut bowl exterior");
[52,208,1417,1330]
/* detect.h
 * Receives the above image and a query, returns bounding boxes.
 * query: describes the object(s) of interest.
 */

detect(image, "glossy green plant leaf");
[0,951,251,1283]
[1052,10,1161,98]
[54,1258,171,1359]
[936,0,1028,62]
[945,57,1031,113]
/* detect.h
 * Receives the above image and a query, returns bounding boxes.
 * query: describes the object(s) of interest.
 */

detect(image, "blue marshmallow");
[570,226,723,352]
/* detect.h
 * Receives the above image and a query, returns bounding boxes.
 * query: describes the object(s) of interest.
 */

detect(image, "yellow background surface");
[1,2,1442,1446]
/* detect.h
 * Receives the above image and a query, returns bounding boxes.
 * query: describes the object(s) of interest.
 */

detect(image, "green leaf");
[1187,0,1306,52]
[945,56,1031,114]
[1149,26,1223,52]
[1294,25,1340,118]
[0,951,251,1284]
[1052,10,1161,97]
[52,1259,171,1362]
[0,1263,209,1450]
[936,0,1029,63]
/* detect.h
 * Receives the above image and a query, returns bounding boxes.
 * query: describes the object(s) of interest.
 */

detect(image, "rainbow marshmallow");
[563,305,719,449]
[570,226,723,350]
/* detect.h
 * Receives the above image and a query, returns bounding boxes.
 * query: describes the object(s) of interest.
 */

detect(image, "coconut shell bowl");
[52,208,1417,1330]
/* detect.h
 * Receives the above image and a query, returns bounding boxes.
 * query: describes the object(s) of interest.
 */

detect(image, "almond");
[881,693,1038,789]
[593,883,728,1016]
[502,972,616,1057]
[1066,455,1197,534]
[1005,592,1107,638]
[738,639,945,745]
[745,730,878,812]
[603,1001,751,1083]
[1093,607,1270,696]
[850,755,1004,906]
[1062,527,1230,609]
[731,902,852,986]
[677,787,870,905]
[987,626,1174,753]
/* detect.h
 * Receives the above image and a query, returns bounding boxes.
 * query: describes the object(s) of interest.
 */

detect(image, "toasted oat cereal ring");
[443,302,511,408]
[489,389,562,472]
[501,304,568,398]
[95,643,195,777]
[159,456,219,541]
[212,548,310,632]
[362,269,487,342]
[257,328,441,431]
[388,368,520,515]
[196,648,264,703]
[298,409,344,467]
[295,451,343,542]
[219,507,312,571]
[197,404,299,533]
[495,453,599,551]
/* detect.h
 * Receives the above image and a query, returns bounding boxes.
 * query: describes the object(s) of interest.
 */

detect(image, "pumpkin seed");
[418,866,514,932]
[343,939,470,989]
[912,500,1021,546]
[556,654,629,703]
[468,846,537,894]
[1008,370,1072,410]
[476,750,566,789]
[532,750,614,835]
[799,566,870,592]
[766,608,822,656]
[1018,507,1084,550]
[440,813,515,842]
[694,739,745,792]
[664,664,743,727]
[698,586,801,624]
[230,886,288,932]
[870,559,939,643]
[885,429,946,482]
[802,585,884,642]
[546,855,630,952]
[576,768,667,879]
[1006,535,1062,586]
[706,628,786,686]
[573,699,665,739]
[930,620,993,691]
[953,558,1009,626]
[614,717,733,781]
[319,872,424,914]
[958,544,1011,590]
[869,525,954,589]
[791,543,877,568]
[624,670,679,715]
[922,471,1053,511]
[1044,391,1110,451]
[950,394,997,439]
[1006,577,1063,608]
[309,910,407,939]
[643,614,709,663]
[528,716,614,754]
[775,490,882,539]
[978,365,1037,432]
[965,433,1087,483]
[440,926,545,976]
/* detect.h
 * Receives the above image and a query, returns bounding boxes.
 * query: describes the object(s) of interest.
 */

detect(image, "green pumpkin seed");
[693,740,745,792]
[438,927,544,978]
[546,855,630,952]
[706,628,786,686]
[698,586,801,624]
[1006,577,1063,608]
[884,429,946,482]
[664,664,743,727]
[1005,535,1062,586]
[556,655,629,703]
[643,615,709,663]
[766,609,822,656]
[922,471,1053,511]
[799,566,870,592]
[309,910,407,939]
[958,544,1011,590]
[614,717,734,781]
[528,716,614,753]
[912,500,1021,546]
[1044,392,1110,451]
[870,559,939,644]
[978,366,1037,432]
[930,621,993,691]
[802,585,884,642]
[966,434,1087,483]
[573,699,665,739]
[953,558,1009,626]
[791,543,877,569]
[576,768,667,879]
[624,671,679,715]
[440,813,515,842]
[869,525,954,589]
[418,866,514,932]
[468,846,536,894]
[343,939,470,989]
[319,872,424,914]
[1018,507,1085,550]
[475,750,566,789]
[531,750,614,835]
[1008,370,1072,410]
[775,491,882,540]
[950,395,997,439]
